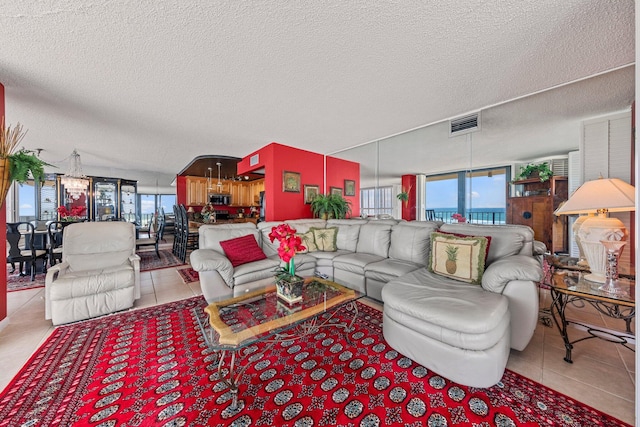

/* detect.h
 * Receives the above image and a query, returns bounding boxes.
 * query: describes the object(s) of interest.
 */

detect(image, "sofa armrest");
[129,254,141,299]
[482,255,542,294]
[533,240,547,257]
[45,261,70,320]
[190,249,235,287]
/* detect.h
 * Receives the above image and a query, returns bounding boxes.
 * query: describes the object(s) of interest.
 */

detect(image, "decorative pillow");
[437,230,492,264]
[219,234,267,268]
[296,230,318,253]
[429,231,489,284]
[310,227,338,252]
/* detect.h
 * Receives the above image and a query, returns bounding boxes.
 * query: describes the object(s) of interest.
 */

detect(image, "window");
[17,181,36,222]
[360,186,393,217]
[425,167,508,224]
[138,193,176,226]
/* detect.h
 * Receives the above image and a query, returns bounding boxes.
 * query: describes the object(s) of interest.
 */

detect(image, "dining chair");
[178,204,198,263]
[47,221,71,267]
[136,214,165,257]
[6,222,48,281]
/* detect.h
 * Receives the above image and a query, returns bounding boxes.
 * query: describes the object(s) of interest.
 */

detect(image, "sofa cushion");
[296,230,318,253]
[364,259,423,283]
[356,223,392,257]
[311,227,338,251]
[440,223,533,264]
[219,234,267,267]
[308,249,352,267]
[233,257,281,285]
[382,268,509,349]
[429,232,489,284]
[333,252,385,274]
[389,222,439,264]
[199,223,260,253]
[49,265,135,299]
[333,224,361,252]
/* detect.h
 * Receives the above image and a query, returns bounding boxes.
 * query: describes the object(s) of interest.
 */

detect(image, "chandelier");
[60,149,89,200]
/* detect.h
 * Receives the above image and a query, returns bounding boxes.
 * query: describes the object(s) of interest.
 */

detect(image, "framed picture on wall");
[304,184,319,204]
[330,187,343,197]
[283,171,301,193]
[344,180,355,196]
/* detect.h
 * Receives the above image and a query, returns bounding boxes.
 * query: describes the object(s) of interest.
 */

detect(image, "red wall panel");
[401,174,417,221]
[239,143,357,221]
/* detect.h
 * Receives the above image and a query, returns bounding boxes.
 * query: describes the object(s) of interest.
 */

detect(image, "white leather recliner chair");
[45,221,141,325]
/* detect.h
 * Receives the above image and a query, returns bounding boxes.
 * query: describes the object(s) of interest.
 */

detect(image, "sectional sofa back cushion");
[199,223,260,254]
[356,223,393,258]
[64,222,135,271]
[327,219,367,252]
[389,222,439,264]
[440,223,534,265]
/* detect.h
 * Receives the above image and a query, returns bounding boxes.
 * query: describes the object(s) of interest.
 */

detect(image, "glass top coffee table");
[193,277,364,409]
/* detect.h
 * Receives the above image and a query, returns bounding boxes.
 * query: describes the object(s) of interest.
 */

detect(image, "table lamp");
[554,177,635,283]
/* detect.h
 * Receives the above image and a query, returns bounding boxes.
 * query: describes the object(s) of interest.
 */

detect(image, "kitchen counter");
[189,217,259,228]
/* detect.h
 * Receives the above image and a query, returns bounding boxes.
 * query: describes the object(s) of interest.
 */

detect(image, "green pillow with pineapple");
[429,231,489,284]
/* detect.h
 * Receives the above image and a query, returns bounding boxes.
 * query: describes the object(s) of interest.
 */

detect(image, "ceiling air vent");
[449,112,481,137]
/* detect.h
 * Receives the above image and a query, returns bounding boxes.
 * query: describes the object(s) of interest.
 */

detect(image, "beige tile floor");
[0,267,636,425]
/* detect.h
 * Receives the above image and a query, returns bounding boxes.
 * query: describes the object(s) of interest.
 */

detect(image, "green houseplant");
[515,162,553,182]
[310,193,352,219]
[0,120,52,206]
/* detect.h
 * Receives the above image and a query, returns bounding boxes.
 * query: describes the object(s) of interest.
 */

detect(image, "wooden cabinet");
[248,179,264,206]
[506,176,568,253]
[229,179,264,206]
[186,176,208,206]
[230,182,248,206]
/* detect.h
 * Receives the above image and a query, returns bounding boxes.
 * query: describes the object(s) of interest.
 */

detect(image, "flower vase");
[275,273,304,305]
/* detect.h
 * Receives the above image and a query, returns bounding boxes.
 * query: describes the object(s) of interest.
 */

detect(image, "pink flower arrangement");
[269,224,306,276]
[57,205,86,221]
[451,213,466,223]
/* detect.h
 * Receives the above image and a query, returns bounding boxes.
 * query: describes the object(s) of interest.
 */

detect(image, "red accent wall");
[239,143,325,221]
[401,174,417,221]
[1,83,6,322]
[326,156,360,216]
[176,175,187,206]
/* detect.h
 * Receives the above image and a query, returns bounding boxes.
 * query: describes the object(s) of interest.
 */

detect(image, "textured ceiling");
[0,0,634,191]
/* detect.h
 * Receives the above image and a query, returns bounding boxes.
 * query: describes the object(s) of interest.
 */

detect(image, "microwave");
[210,194,231,205]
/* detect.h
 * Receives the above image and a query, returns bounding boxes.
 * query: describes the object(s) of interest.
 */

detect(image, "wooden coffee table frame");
[193,277,363,410]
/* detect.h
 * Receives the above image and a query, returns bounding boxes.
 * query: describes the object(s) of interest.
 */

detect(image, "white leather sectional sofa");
[190,218,543,387]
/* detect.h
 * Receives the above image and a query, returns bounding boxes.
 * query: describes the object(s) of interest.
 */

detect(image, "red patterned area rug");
[6,271,46,292]
[177,266,199,283]
[138,248,185,272]
[0,297,630,426]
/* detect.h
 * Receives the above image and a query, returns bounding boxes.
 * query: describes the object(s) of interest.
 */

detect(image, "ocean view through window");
[426,167,508,224]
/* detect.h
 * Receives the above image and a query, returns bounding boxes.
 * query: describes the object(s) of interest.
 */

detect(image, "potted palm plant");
[0,119,52,207]
[310,193,352,219]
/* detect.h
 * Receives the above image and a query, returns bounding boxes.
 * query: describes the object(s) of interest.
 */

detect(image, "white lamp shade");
[554,178,635,215]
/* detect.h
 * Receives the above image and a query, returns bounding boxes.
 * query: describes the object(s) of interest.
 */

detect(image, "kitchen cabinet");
[506,176,568,253]
[250,179,264,206]
[230,181,248,206]
[228,178,264,206]
[186,176,208,206]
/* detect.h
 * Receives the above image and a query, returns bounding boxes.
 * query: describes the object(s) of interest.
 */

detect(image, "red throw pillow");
[219,234,267,267]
